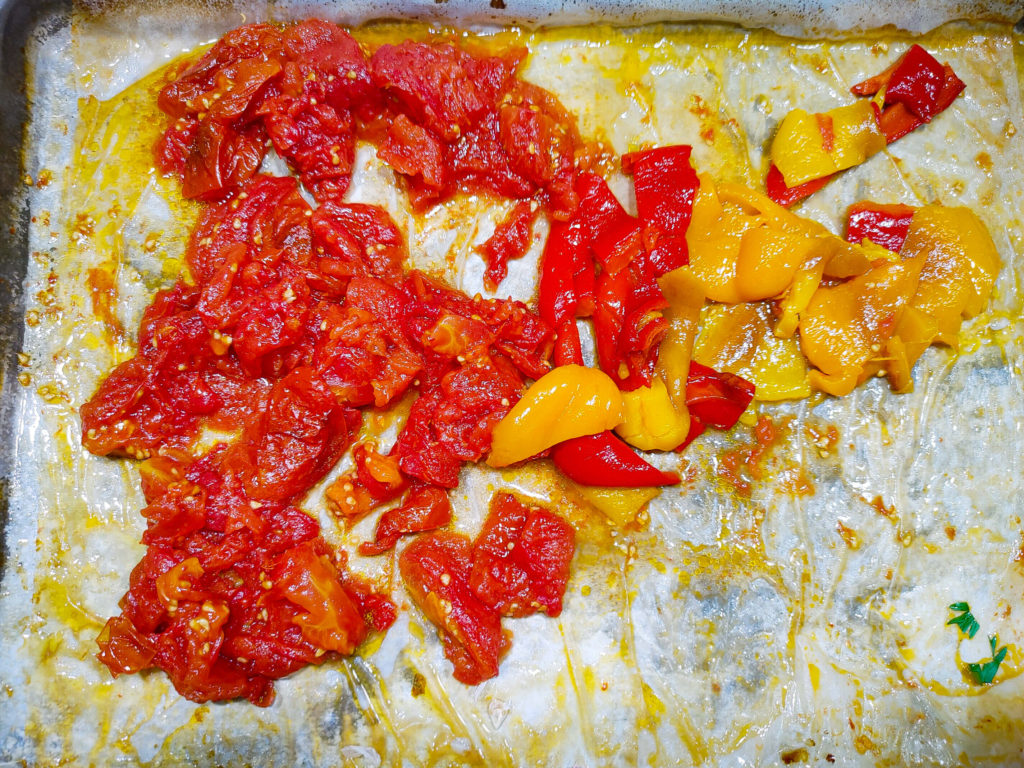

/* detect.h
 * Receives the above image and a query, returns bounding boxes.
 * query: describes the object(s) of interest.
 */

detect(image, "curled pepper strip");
[538,218,588,366]
[685,361,756,430]
[851,44,966,143]
[550,431,679,487]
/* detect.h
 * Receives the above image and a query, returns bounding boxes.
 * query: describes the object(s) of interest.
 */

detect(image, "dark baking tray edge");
[0,0,70,575]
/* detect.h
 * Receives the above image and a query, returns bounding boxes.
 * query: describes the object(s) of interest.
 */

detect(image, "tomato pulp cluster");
[82,20,728,703]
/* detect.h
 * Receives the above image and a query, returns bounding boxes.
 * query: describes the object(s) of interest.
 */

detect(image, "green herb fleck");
[947,603,980,639]
[967,635,1008,685]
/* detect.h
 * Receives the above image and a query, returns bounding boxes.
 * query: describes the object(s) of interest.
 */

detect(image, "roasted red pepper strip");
[621,144,698,276]
[685,362,755,430]
[845,202,916,252]
[883,44,946,119]
[538,217,587,366]
[851,46,965,144]
[592,259,668,391]
[874,64,965,143]
[577,172,644,276]
[765,163,833,208]
[550,430,680,487]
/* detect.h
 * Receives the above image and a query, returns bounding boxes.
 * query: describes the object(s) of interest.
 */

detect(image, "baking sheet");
[3,2,1024,766]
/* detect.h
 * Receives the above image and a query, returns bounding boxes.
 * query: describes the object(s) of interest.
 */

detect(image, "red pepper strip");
[621,145,699,276]
[622,145,698,277]
[875,65,965,144]
[765,163,833,207]
[538,218,586,366]
[883,44,946,119]
[576,173,644,276]
[479,200,540,292]
[685,362,755,430]
[851,46,965,144]
[845,202,916,252]
[551,431,680,487]
[674,415,706,453]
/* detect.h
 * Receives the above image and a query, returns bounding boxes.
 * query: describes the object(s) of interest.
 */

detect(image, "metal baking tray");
[2,2,1023,766]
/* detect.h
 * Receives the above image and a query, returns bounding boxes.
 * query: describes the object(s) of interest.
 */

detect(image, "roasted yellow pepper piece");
[575,484,661,528]
[799,256,925,396]
[616,378,692,451]
[771,101,886,187]
[657,266,706,408]
[487,364,623,467]
[694,303,811,401]
[901,205,1001,346]
[688,177,873,315]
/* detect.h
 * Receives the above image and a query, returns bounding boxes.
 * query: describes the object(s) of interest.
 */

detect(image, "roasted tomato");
[469,492,575,618]
[399,532,508,684]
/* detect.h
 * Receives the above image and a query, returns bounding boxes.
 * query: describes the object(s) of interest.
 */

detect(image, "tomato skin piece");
[187,174,311,285]
[399,532,508,685]
[233,278,312,378]
[158,24,287,118]
[245,367,362,501]
[261,95,355,203]
[312,202,407,284]
[281,20,375,115]
[479,200,539,291]
[270,540,368,654]
[359,485,452,556]
[96,615,157,676]
[469,493,575,618]
[497,82,580,219]
[371,42,494,141]
[378,114,448,192]
[183,121,268,201]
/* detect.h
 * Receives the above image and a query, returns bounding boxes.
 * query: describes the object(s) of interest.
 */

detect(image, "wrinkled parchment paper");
[3,2,1024,766]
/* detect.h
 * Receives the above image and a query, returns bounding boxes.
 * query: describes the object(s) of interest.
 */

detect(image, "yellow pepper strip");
[716,182,875,279]
[685,175,756,304]
[487,364,623,467]
[734,224,821,302]
[774,254,827,339]
[771,101,886,187]
[875,307,939,393]
[657,266,705,411]
[901,205,1001,347]
[799,256,925,396]
[575,484,661,528]
[690,179,874,311]
[616,378,692,451]
[693,303,811,401]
